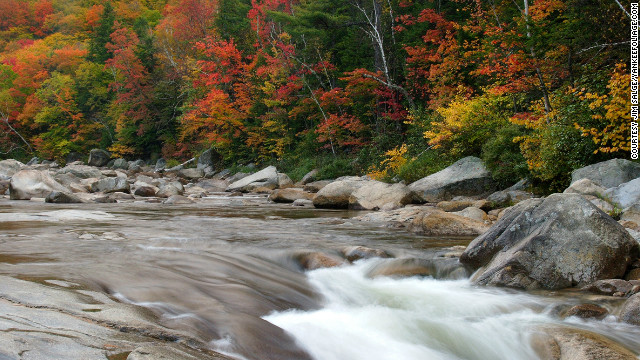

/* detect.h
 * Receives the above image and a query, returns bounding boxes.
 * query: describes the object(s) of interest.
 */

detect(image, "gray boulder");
[134,186,157,197]
[460,194,639,289]
[156,183,184,198]
[87,149,111,167]
[604,178,640,209]
[57,164,103,179]
[197,148,219,170]
[486,190,534,208]
[571,159,640,189]
[277,173,294,189]
[0,159,25,179]
[26,157,40,166]
[112,158,128,170]
[409,156,497,203]
[45,191,83,204]
[89,177,130,193]
[178,168,204,180]
[155,158,167,172]
[10,170,69,200]
[226,166,278,192]
[313,177,366,209]
[349,181,414,210]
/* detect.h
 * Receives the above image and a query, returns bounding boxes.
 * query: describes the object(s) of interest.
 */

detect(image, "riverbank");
[0,155,639,359]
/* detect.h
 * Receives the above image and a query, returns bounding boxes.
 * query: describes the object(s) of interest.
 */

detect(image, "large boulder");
[349,181,414,210]
[312,177,366,209]
[486,190,534,208]
[87,149,111,167]
[89,177,130,193]
[112,158,129,170]
[604,178,640,209]
[197,148,220,170]
[564,178,606,197]
[269,188,315,203]
[154,158,167,172]
[0,159,25,179]
[178,168,204,180]
[298,169,318,185]
[408,156,497,203]
[226,166,278,192]
[571,159,640,189]
[56,164,103,179]
[460,194,639,289]
[533,327,637,360]
[9,170,69,200]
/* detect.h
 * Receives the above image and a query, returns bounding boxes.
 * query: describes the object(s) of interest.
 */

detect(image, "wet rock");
[88,149,111,167]
[303,180,332,193]
[10,170,69,200]
[93,195,117,203]
[410,207,490,236]
[408,156,497,203]
[533,327,637,360]
[163,195,194,205]
[90,177,130,193]
[341,246,391,262]
[0,159,25,179]
[582,279,639,296]
[226,166,280,192]
[178,168,204,180]
[57,164,103,179]
[269,188,315,203]
[604,178,640,209]
[436,200,475,212]
[562,304,608,320]
[312,177,366,209]
[113,158,129,170]
[45,191,83,204]
[349,181,414,210]
[292,199,314,207]
[571,158,640,189]
[620,293,640,325]
[111,192,135,200]
[134,186,157,197]
[486,190,534,208]
[155,158,166,172]
[460,194,639,290]
[298,169,318,185]
[293,252,345,270]
[366,258,469,280]
[564,178,606,197]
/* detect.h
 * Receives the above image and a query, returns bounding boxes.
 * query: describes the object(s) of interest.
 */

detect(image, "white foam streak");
[264,260,559,360]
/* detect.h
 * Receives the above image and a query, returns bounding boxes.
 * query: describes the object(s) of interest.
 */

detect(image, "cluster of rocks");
[2,151,640,330]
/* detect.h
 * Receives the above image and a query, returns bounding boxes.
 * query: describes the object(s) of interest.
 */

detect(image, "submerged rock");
[533,327,636,360]
[293,252,345,270]
[45,191,83,204]
[461,194,639,290]
[366,258,469,280]
[409,156,497,203]
[341,246,392,262]
[562,304,608,320]
[10,170,69,200]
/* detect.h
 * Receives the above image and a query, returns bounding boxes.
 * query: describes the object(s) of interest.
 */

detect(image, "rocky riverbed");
[0,153,640,359]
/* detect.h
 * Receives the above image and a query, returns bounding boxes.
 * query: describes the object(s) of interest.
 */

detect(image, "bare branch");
[361,73,415,111]
[613,0,631,18]
[576,41,631,54]
[0,111,32,154]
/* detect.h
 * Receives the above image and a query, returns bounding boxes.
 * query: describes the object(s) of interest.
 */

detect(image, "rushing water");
[0,195,638,360]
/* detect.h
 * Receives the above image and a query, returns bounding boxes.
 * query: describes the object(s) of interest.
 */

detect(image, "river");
[0,194,638,359]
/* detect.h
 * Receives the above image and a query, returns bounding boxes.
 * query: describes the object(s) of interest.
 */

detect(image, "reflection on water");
[0,197,637,360]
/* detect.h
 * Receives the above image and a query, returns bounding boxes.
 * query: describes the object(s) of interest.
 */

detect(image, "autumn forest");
[0,0,632,190]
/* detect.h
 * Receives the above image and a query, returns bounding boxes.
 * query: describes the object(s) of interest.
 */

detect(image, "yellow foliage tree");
[368,144,408,180]
[575,63,631,154]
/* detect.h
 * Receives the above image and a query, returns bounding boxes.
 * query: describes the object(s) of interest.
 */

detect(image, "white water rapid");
[264,259,640,360]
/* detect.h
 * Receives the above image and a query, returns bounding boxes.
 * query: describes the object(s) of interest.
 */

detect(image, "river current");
[0,194,638,359]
